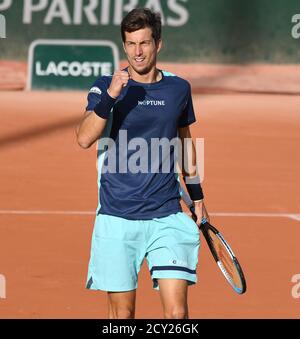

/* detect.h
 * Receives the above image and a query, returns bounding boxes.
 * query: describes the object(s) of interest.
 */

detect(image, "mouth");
[134,57,146,64]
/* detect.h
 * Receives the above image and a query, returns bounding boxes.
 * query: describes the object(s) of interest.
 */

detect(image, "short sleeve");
[178,84,196,128]
[85,77,111,111]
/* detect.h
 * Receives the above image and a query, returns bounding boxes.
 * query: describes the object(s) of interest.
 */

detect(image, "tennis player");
[76,8,209,319]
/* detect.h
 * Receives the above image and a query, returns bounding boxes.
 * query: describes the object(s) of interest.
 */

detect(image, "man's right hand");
[107,70,130,99]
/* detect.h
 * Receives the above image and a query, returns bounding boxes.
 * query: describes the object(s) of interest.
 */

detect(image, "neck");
[128,66,161,83]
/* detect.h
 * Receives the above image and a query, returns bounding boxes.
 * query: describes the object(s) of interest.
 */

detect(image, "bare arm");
[76,110,107,149]
[178,126,209,224]
[76,70,130,149]
[178,126,197,177]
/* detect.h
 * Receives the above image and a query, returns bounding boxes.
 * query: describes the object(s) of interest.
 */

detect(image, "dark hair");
[121,8,162,43]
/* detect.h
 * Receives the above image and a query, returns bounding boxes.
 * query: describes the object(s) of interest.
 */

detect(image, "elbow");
[78,141,91,149]
[77,134,93,149]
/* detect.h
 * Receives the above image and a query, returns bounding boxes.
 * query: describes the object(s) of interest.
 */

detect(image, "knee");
[109,308,135,319]
[164,307,188,319]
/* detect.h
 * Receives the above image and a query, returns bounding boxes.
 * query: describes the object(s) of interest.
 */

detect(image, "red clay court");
[1,77,299,317]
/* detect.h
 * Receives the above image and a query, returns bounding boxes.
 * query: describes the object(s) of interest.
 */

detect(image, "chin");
[128,58,155,74]
[131,64,151,75]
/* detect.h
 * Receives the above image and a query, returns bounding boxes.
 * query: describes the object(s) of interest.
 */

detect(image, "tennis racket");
[181,189,247,294]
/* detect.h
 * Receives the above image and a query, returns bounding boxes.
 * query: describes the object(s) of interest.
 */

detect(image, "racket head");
[189,206,246,294]
[200,220,247,294]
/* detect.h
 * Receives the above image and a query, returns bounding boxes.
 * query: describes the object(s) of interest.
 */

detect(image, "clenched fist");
[107,70,130,99]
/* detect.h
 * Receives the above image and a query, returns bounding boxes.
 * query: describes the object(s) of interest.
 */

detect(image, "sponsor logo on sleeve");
[89,87,102,95]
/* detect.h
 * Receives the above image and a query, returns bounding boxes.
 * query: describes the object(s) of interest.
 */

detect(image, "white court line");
[288,215,300,222]
[0,210,300,221]
[212,212,300,221]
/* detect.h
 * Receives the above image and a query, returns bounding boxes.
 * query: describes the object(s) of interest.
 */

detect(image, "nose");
[135,44,142,56]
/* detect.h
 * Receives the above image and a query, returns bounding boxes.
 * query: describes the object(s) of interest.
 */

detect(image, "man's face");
[123,27,162,75]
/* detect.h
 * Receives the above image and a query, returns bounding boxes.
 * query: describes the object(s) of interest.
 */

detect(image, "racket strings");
[207,230,244,291]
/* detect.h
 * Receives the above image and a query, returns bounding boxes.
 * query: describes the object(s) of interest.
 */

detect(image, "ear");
[122,42,127,54]
[156,39,163,54]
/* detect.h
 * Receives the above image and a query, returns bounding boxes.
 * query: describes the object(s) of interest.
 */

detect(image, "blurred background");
[1,0,300,92]
[1,0,300,62]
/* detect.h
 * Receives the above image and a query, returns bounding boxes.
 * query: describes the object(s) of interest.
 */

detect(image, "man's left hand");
[193,200,210,227]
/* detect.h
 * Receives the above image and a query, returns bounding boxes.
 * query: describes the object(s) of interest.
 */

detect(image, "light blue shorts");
[86,212,200,292]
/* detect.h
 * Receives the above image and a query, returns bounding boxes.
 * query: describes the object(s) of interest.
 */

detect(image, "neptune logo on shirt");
[138,100,165,106]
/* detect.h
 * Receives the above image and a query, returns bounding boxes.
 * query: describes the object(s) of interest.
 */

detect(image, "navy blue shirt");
[86,70,196,220]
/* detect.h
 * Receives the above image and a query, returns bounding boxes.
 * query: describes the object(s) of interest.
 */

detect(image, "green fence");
[1,0,300,63]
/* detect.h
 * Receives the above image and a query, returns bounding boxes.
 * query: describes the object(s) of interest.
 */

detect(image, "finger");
[113,71,123,78]
[195,213,203,227]
[120,70,129,76]
[114,77,128,87]
[115,73,129,80]
[119,72,130,80]
[120,76,130,82]
[120,78,129,84]
[113,72,127,81]
[202,204,209,219]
